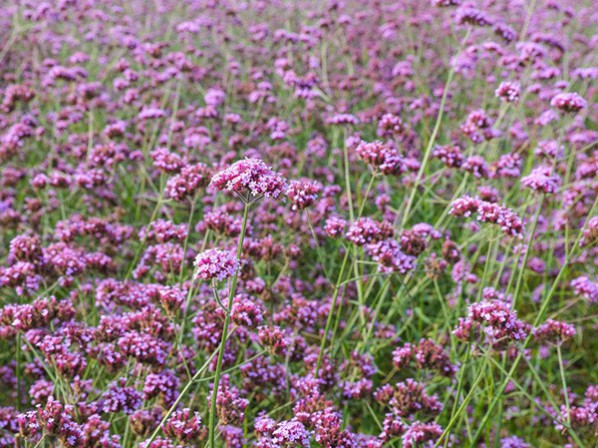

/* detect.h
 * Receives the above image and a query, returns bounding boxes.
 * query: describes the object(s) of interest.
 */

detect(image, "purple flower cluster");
[355,140,406,175]
[495,81,521,102]
[521,166,561,194]
[194,249,239,282]
[534,319,576,344]
[346,218,393,246]
[286,179,322,211]
[550,92,587,113]
[392,338,457,377]
[454,299,530,346]
[450,196,525,237]
[211,158,287,199]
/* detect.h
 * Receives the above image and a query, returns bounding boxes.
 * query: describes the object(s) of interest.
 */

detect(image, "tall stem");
[315,249,350,378]
[401,28,471,229]
[511,194,545,308]
[208,200,250,448]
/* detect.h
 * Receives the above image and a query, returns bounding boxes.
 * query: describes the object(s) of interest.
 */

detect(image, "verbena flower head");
[450,196,524,238]
[286,179,322,211]
[210,158,287,199]
[550,92,587,112]
[454,299,530,347]
[495,81,521,102]
[521,166,561,194]
[432,144,463,168]
[433,0,461,7]
[193,249,239,282]
[324,216,347,238]
[534,319,576,344]
[163,408,205,443]
[501,436,530,448]
[326,113,359,125]
[346,218,393,246]
[165,163,211,202]
[401,421,443,448]
[255,416,311,447]
[392,339,457,377]
[571,276,598,303]
[455,7,494,27]
[580,216,598,247]
[355,140,406,175]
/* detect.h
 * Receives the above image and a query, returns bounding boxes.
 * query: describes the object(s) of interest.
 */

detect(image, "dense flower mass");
[0,1,596,448]
[454,299,530,346]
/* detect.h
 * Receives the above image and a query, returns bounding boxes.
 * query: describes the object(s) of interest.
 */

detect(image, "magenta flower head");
[534,319,576,344]
[210,158,287,200]
[163,408,205,443]
[355,140,406,175]
[450,195,524,238]
[325,113,359,125]
[521,166,561,194]
[432,0,461,7]
[580,216,598,247]
[286,178,322,211]
[193,249,239,282]
[455,7,494,27]
[495,81,521,102]
[550,92,587,113]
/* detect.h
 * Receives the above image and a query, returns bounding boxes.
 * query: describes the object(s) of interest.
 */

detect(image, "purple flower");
[163,408,205,443]
[165,163,211,202]
[534,319,576,344]
[211,158,287,199]
[286,179,322,210]
[521,166,561,194]
[495,81,521,102]
[355,140,406,175]
[550,92,587,112]
[454,299,530,346]
[450,196,524,238]
[194,249,239,282]
[402,421,443,448]
[456,7,494,26]
[501,436,530,448]
[324,216,347,238]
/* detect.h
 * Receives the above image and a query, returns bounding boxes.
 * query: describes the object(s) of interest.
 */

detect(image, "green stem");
[556,344,571,425]
[315,249,350,377]
[436,357,489,446]
[208,200,250,448]
[401,28,471,228]
[511,194,545,308]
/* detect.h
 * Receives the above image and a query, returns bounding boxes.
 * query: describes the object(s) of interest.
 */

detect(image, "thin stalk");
[207,200,250,447]
[510,194,544,308]
[436,357,489,447]
[401,28,471,228]
[315,249,350,377]
[556,344,571,425]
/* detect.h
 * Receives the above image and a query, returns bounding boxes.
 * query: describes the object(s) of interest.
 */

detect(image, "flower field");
[0,1,597,447]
